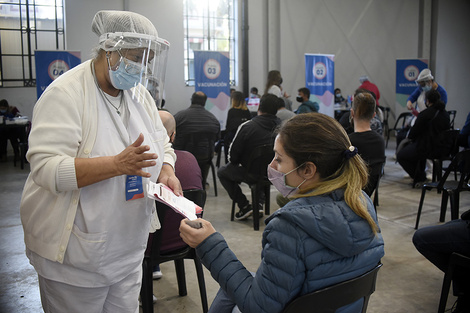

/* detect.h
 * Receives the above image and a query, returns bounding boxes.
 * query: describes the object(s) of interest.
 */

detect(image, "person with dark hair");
[348,93,386,197]
[250,87,260,98]
[295,87,319,114]
[413,209,470,312]
[397,89,450,185]
[276,95,295,124]
[217,94,281,220]
[181,113,384,313]
[0,99,22,162]
[173,91,221,184]
[334,88,347,105]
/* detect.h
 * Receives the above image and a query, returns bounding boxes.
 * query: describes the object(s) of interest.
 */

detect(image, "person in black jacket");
[397,89,450,185]
[218,94,281,220]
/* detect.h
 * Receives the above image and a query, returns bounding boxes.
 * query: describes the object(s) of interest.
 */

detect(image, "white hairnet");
[416,69,434,82]
[92,10,159,51]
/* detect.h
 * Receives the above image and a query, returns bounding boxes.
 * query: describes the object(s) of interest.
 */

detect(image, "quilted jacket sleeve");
[196,218,305,313]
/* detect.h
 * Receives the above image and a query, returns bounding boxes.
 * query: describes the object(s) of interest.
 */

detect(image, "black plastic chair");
[180,132,219,196]
[415,149,470,229]
[141,189,208,313]
[438,253,470,313]
[447,110,456,130]
[230,144,274,231]
[282,263,382,313]
[430,129,461,182]
[386,112,412,148]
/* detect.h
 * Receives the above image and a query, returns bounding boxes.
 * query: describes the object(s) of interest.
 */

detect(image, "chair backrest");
[180,132,218,163]
[244,144,274,182]
[282,263,382,313]
[392,112,413,130]
[437,149,470,190]
[447,110,457,130]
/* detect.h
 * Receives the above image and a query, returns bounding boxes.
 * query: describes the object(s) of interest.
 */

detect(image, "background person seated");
[0,99,23,162]
[224,91,252,158]
[173,91,220,187]
[148,110,204,281]
[218,94,281,220]
[413,209,470,312]
[334,88,347,105]
[348,92,386,197]
[397,90,450,185]
[338,89,383,135]
[295,87,319,114]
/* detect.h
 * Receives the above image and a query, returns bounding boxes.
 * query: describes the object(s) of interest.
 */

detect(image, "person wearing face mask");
[334,88,347,105]
[397,89,450,186]
[20,10,181,312]
[180,113,384,313]
[295,87,319,114]
[406,68,448,113]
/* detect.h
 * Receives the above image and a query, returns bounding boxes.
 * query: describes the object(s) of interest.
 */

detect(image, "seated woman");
[397,89,450,185]
[224,91,252,157]
[349,92,386,197]
[180,113,384,313]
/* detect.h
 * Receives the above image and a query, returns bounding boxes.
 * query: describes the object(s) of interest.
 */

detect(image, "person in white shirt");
[20,10,181,313]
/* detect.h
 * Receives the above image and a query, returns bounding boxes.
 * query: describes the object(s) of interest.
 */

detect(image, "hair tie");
[344,146,358,160]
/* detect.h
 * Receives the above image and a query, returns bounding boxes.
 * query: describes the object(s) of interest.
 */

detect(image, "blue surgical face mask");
[422,84,432,92]
[0,109,7,114]
[336,93,342,98]
[268,163,306,198]
[107,54,143,90]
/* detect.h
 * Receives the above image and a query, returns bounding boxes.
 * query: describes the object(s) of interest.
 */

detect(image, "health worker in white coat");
[20,10,181,313]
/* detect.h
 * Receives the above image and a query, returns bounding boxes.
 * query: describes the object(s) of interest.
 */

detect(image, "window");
[0,0,65,87]
[183,0,237,86]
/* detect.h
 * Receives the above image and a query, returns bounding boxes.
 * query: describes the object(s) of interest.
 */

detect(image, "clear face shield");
[100,32,170,104]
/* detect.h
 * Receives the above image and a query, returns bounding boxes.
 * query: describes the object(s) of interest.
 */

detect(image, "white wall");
[2,0,469,129]
[435,0,470,129]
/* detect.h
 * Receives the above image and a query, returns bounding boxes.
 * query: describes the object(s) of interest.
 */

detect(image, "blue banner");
[396,59,428,108]
[194,51,230,130]
[35,50,81,99]
[305,54,335,117]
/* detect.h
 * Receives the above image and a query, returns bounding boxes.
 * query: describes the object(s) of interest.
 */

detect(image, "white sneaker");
[152,270,163,280]
[139,294,157,306]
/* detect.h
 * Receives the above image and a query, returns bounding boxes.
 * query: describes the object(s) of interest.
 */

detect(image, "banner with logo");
[305,54,335,117]
[194,51,230,130]
[396,59,428,110]
[35,50,81,99]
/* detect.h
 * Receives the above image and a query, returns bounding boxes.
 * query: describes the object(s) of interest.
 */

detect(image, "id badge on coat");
[126,175,144,201]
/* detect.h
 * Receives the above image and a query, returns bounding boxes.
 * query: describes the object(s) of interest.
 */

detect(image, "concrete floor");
[1,140,468,313]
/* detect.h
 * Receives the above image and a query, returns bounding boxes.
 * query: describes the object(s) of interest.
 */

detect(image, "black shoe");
[235,204,253,220]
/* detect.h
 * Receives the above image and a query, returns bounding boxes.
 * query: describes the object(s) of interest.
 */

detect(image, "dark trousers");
[0,127,21,157]
[413,219,470,297]
[397,142,426,182]
[217,163,265,210]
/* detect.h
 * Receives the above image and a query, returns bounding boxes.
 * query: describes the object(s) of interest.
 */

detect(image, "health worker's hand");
[114,133,158,178]
[179,218,216,248]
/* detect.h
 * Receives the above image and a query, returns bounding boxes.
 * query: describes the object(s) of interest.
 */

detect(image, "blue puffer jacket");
[196,189,385,313]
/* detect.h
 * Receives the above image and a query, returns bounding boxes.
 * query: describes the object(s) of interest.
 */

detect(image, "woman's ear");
[301,161,317,180]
